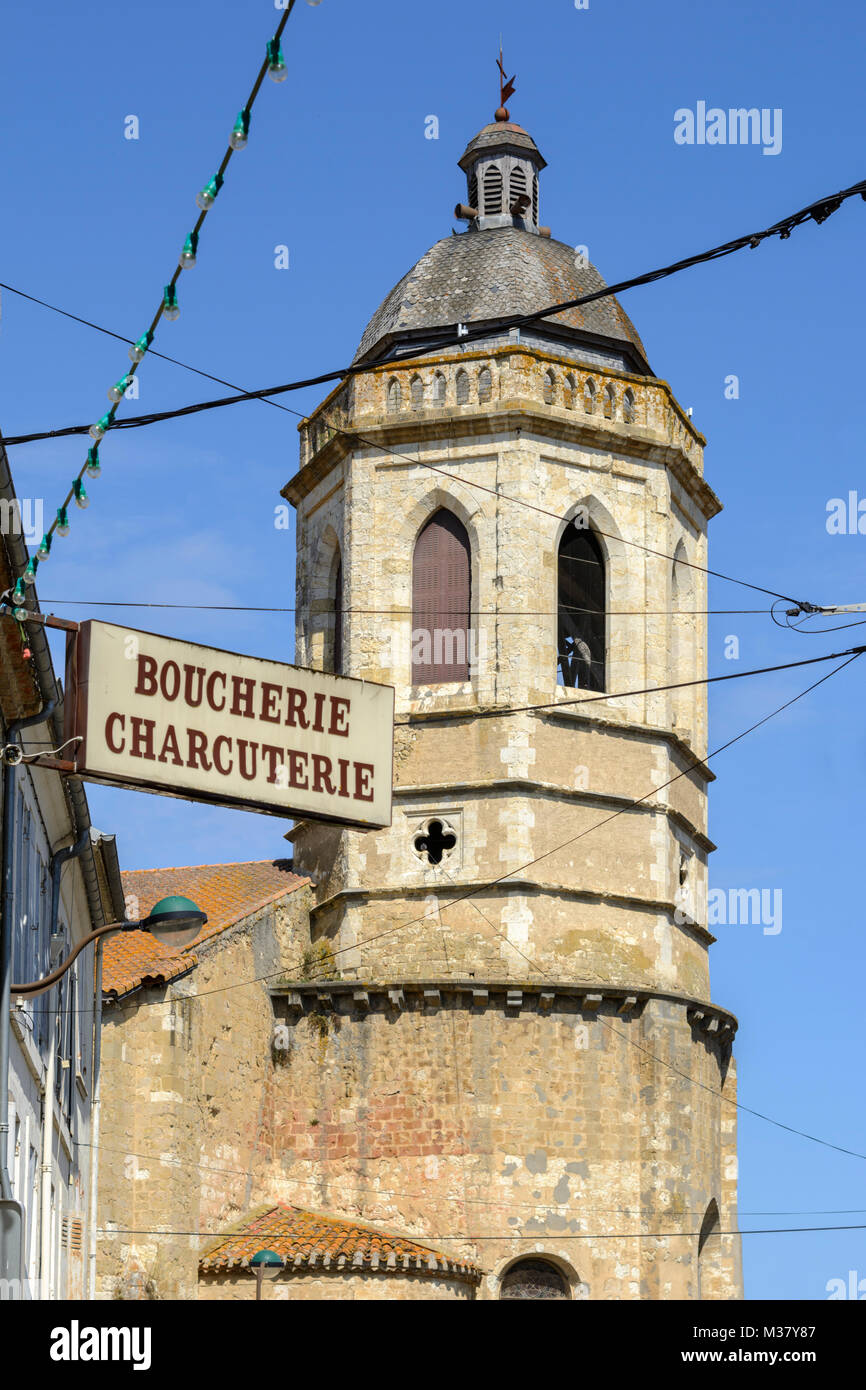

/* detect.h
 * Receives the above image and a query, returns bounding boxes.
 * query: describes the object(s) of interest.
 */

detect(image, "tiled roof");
[353,228,650,368]
[199,1204,481,1283]
[103,859,309,1000]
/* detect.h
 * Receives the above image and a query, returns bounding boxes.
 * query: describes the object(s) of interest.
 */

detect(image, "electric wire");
[67,1140,866,1219]
[37,653,866,1169]
[93,1222,866,1242]
[0,0,299,587]
[3,174,864,450]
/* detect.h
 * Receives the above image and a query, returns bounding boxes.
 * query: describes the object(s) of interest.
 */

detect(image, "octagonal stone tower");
[278,109,742,1301]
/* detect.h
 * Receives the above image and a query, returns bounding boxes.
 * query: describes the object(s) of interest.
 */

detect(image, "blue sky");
[1,0,864,1300]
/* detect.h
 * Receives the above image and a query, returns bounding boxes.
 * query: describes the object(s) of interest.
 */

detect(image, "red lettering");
[158,725,183,766]
[237,740,258,781]
[134,655,158,697]
[130,717,156,761]
[186,729,212,772]
[183,665,206,707]
[311,691,326,733]
[329,697,351,737]
[212,735,233,776]
[261,744,284,785]
[287,749,308,790]
[206,670,226,712]
[105,713,125,753]
[354,763,374,802]
[230,676,256,719]
[285,688,309,730]
[311,754,336,796]
[260,682,282,724]
[337,758,350,797]
[160,661,181,702]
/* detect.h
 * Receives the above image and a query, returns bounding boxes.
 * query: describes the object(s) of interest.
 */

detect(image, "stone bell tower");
[277,100,742,1301]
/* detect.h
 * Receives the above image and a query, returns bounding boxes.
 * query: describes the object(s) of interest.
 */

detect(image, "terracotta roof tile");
[199,1204,481,1282]
[102,859,309,1000]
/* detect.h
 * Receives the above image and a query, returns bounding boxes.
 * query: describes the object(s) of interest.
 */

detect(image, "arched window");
[603,384,616,420]
[558,521,605,691]
[433,372,447,406]
[483,164,503,214]
[456,369,470,405]
[543,370,556,405]
[500,1259,569,1300]
[478,367,492,404]
[583,378,596,414]
[412,509,471,685]
[333,556,343,675]
[623,387,636,423]
[509,165,527,214]
[387,378,401,413]
[565,374,577,410]
[410,374,424,409]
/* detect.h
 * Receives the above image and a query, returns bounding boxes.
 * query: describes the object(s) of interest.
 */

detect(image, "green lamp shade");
[143,895,207,948]
[250,1249,284,1280]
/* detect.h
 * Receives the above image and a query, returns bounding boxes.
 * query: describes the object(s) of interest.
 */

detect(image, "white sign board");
[65,621,394,827]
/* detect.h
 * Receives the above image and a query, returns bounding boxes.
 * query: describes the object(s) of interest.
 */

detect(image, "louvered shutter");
[412,511,471,684]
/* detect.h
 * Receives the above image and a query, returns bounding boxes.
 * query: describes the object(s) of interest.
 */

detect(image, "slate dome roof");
[353,227,650,370]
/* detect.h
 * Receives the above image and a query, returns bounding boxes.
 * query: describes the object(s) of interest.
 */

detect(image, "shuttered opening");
[483,165,503,214]
[62,1215,83,1255]
[412,510,471,684]
[557,524,606,691]
[509,166,527,213]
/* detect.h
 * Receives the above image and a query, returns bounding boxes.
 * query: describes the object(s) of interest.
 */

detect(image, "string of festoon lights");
[7,0,301,620]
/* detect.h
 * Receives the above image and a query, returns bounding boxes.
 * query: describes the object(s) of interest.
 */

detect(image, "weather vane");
[496,44,516,122]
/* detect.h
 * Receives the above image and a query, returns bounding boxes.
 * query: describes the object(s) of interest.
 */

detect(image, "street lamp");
[250,1249,284,1300]
[11,895,207,998]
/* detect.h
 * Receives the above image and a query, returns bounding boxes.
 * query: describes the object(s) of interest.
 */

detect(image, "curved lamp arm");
[12,921,129,998]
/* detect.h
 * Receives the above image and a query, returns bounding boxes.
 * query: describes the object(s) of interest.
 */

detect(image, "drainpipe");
[38,831,88,1297]
[0,699,57,1201]
[87,936,104,1300]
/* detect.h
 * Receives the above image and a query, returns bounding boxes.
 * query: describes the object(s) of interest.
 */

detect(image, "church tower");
[277,99,742,1301]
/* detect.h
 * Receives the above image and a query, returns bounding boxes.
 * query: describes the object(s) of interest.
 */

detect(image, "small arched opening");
[557,521,606,691]
[500,1258,570,1300]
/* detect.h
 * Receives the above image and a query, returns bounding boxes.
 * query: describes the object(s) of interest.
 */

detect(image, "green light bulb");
[108,374,132,403]
[23,557,38,586]
[37,533,52,562]
[56,507,70,536]
[73,479,89,510]
[13,578,26,605]
[230,109,250,150]
[180,231,198,269]
[163,285,180,321]
[196,174,223,212]
[129,332,152,364]
[89,412,111,441]
[267,39,287,82]
[85,447,101,479]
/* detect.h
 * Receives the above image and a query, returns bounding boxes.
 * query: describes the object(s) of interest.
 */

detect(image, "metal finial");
[496,46,516,122]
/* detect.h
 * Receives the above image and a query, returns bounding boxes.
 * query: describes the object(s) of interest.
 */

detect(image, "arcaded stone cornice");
[270,977,738,1041]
